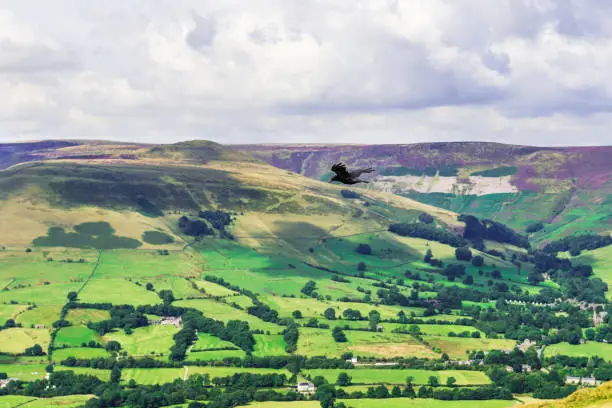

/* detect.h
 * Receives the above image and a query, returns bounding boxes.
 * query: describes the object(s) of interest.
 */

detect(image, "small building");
[376,324,383,332]
[297,382,316,394]
[0,378,19,389]
[518,339,537,352]
[346,357,358,364]
[35,324,46,329]
[149,316,182,328]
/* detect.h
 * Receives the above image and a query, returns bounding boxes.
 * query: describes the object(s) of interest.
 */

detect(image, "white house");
[297,382,316,394]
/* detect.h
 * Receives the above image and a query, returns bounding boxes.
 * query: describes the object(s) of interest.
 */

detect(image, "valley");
[0,140,610,408]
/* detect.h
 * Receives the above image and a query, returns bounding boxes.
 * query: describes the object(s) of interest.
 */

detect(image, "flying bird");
[329,162,375,184]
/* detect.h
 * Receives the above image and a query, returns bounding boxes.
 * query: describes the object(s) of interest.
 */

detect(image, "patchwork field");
[0,363,48,381]
[55,326,101,347]
[103,325,179,357]
[245,399,517,408]
[52,347,110,361]
[544,342,612,360]
[0,328,51,354]
[422,336,516,359]
[302,368,491,385]
[78,278,161,306]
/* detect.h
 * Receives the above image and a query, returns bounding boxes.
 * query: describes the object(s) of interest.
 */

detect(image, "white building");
[297,382,316,394]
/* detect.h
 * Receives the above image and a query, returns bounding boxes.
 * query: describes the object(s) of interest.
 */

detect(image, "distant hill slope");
[234,142,612,244]
[525,381,612,408]
[0,140,461,252]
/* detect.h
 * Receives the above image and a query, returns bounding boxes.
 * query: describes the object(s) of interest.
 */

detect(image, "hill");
[234,142,612,244]
[525,381,612,407]
[0,139,610,408]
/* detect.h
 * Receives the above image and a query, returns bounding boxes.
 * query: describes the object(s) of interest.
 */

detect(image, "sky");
[1,0,612,146]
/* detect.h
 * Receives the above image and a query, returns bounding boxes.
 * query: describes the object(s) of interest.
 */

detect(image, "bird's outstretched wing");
[349,167,376,178]
[331,162,350,178]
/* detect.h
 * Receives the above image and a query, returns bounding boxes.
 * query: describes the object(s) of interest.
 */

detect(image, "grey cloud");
[186,10,216,50]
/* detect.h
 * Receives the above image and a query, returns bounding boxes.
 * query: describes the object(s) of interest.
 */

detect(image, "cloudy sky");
[1,0,611,146]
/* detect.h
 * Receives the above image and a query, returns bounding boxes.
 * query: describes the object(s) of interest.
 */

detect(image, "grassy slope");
[525,381,612,408]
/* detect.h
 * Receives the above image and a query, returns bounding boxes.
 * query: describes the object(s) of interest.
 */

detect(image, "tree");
[585,328,596,341]
[301,280,317,297]
[67,291,78,302]
[492,270,502,279]
[332,327,347,343]
[462,275,474,285]
[324,308,336,320]
[292,310,303,319]
[471,331,481,338]
[105,341,121,352]
[145,282,154,291]
[428,376,439,387]
[455,247,473,261]
[110,366,121,384]
[368,310,381,331]
[356,244,372,255]
[471,255,484,267]
[403,383,416,398]
[446,377,456,387]
[357,262,367,272]
[342,309,362,320]
[336,372,351,386]
[316,384,336,408]
[24,344,44,356]
[158,290,175,305]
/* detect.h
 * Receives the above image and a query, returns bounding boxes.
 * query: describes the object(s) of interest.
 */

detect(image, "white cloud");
[1,0,612,145]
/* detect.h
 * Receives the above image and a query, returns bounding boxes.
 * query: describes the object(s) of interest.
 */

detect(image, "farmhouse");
[149,316,183,328]
[518,339,537,352]
[376,324,384,332]
[296,382,316,394]
[35,324,46,329]
[566,376,602,386]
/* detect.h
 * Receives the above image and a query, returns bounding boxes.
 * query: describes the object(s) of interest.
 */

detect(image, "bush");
[471,256,484,267]
[332,327,347,342]
[356,244,372,255]
[340,190,360,199]
[526,222,545,233]
[389,223,466,248]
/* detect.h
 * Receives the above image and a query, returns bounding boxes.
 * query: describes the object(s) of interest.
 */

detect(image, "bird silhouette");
[329,162,375,184]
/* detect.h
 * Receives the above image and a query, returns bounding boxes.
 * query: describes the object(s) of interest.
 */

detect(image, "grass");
[0,251,94,286]
[422,335,516,359]
[0,328,51,354]
[94,250,199,279]
[55,366,111,381]
[0,363,47,381]
[55,326,100,347]
[573,245,612,299]
[122,368,184,385]
[303,368,490,385]
[78,278,161,306]
[10,395,93,407]
[0,303,28,324]
[52,347,110,361]
[145,276,204,299]
[544,342,612,360]
[297,328,439,358]
[187,350,247,361]
[65,308,111,325]
[15,305,63,328]
[103,325,179,357]
[192,280,238,297]
[0,282,82,306]
[253,334,288,356]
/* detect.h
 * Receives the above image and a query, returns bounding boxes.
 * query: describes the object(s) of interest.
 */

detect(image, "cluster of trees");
[178,216,214,237]
[543,234,612,256]
[301,280,318,297]
[170,310,255,361]
[419,212,435,224]
[332,327,347,342]
[488,366,577,399]
[585,323,612,343]
[424,249,444,268]
[459,214,530,249]
[356,244,372,255]
[87,305,148,335]
[442,264,467,282]
[198,210,234,239]
[283,320,299,353]
[389,223,467,248]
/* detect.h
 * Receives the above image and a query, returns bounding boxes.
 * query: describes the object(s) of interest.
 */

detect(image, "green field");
[0,282,82,306]
[122,368,184,385]
[15,305,63,328]
[79,277,161,306]
[55,366,111,381]
[0,328,51,354]
[52,347,110,361]
[192,280,238,297]
[65,308,111,325]
[544,342,612,360]
[103,325,179,357]
[574,245,612,299]
[187,350,247,361]
[253,334,288,356]
[55,326,101,347]
[304,368,490,385]
[0,303,28,325]
[1,395,94,407]
[0,364,47,381]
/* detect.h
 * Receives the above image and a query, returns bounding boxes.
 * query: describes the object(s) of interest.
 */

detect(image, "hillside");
[0,139,610,408]
[525,381,612,407]
[234,142,612,244]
